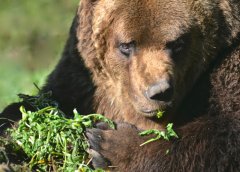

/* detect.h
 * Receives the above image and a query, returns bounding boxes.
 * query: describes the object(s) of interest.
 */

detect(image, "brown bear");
[1,0,240,171]
[80,0,240,171]
[68,0,238,171]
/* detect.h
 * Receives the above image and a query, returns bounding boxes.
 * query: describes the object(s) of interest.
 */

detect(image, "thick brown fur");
[87,43,240,171]
[0,0,240,171]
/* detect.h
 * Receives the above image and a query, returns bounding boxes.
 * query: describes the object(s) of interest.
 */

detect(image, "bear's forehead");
[112,0,191,44]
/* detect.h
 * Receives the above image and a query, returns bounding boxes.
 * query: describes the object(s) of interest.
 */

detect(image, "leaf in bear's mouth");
[156,110,165,119]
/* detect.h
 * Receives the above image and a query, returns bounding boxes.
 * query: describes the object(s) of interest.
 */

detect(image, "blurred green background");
[0,0,79,110]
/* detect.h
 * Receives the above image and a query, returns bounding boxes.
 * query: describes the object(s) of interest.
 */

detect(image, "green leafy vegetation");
[10,106,112,171]
[2,92,112,171]
[139,123,178,146]
[18,90,59,110]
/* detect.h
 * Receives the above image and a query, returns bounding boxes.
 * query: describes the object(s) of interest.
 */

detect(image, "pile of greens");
[10,106,113,171]
[5,92,113,171]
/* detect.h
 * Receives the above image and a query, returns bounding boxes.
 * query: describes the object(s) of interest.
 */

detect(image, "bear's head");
[76,0,239,129]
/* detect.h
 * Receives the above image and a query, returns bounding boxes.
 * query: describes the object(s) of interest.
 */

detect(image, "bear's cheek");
[171,50,207,108]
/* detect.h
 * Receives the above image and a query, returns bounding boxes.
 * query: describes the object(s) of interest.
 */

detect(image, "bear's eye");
[119,41,136,57]
[166,38,185,55]
[166,34,190,58]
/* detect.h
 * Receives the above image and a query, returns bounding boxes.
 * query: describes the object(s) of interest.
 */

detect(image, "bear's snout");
[145,78,173,102]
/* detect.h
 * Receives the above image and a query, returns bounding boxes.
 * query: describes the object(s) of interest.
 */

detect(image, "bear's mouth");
[139,101,172,117]
[141,109,159,117]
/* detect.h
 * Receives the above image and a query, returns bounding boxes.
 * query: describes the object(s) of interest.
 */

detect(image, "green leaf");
[156,110,164,119]
[139,123,178,146]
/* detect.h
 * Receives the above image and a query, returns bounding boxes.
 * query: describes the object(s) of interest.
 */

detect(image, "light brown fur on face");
[76,0,240,130]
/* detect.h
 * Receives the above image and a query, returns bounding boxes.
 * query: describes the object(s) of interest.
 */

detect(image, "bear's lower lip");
[139,102,172,117]
[141,109,158,117]
[142,109,158,114]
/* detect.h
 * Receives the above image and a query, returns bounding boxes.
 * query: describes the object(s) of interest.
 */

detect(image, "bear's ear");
[76,0,103,70]
[76,0,96,57]
[76,0,116,72]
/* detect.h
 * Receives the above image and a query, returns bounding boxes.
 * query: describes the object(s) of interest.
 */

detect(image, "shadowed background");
[0,0,79,110]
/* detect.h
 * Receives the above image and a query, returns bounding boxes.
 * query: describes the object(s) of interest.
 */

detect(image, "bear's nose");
[146,79,173,102]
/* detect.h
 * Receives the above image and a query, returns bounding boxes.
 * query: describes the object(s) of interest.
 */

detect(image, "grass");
[0,0,79,110]
[10,106,113,171]
[1,92,114,171]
